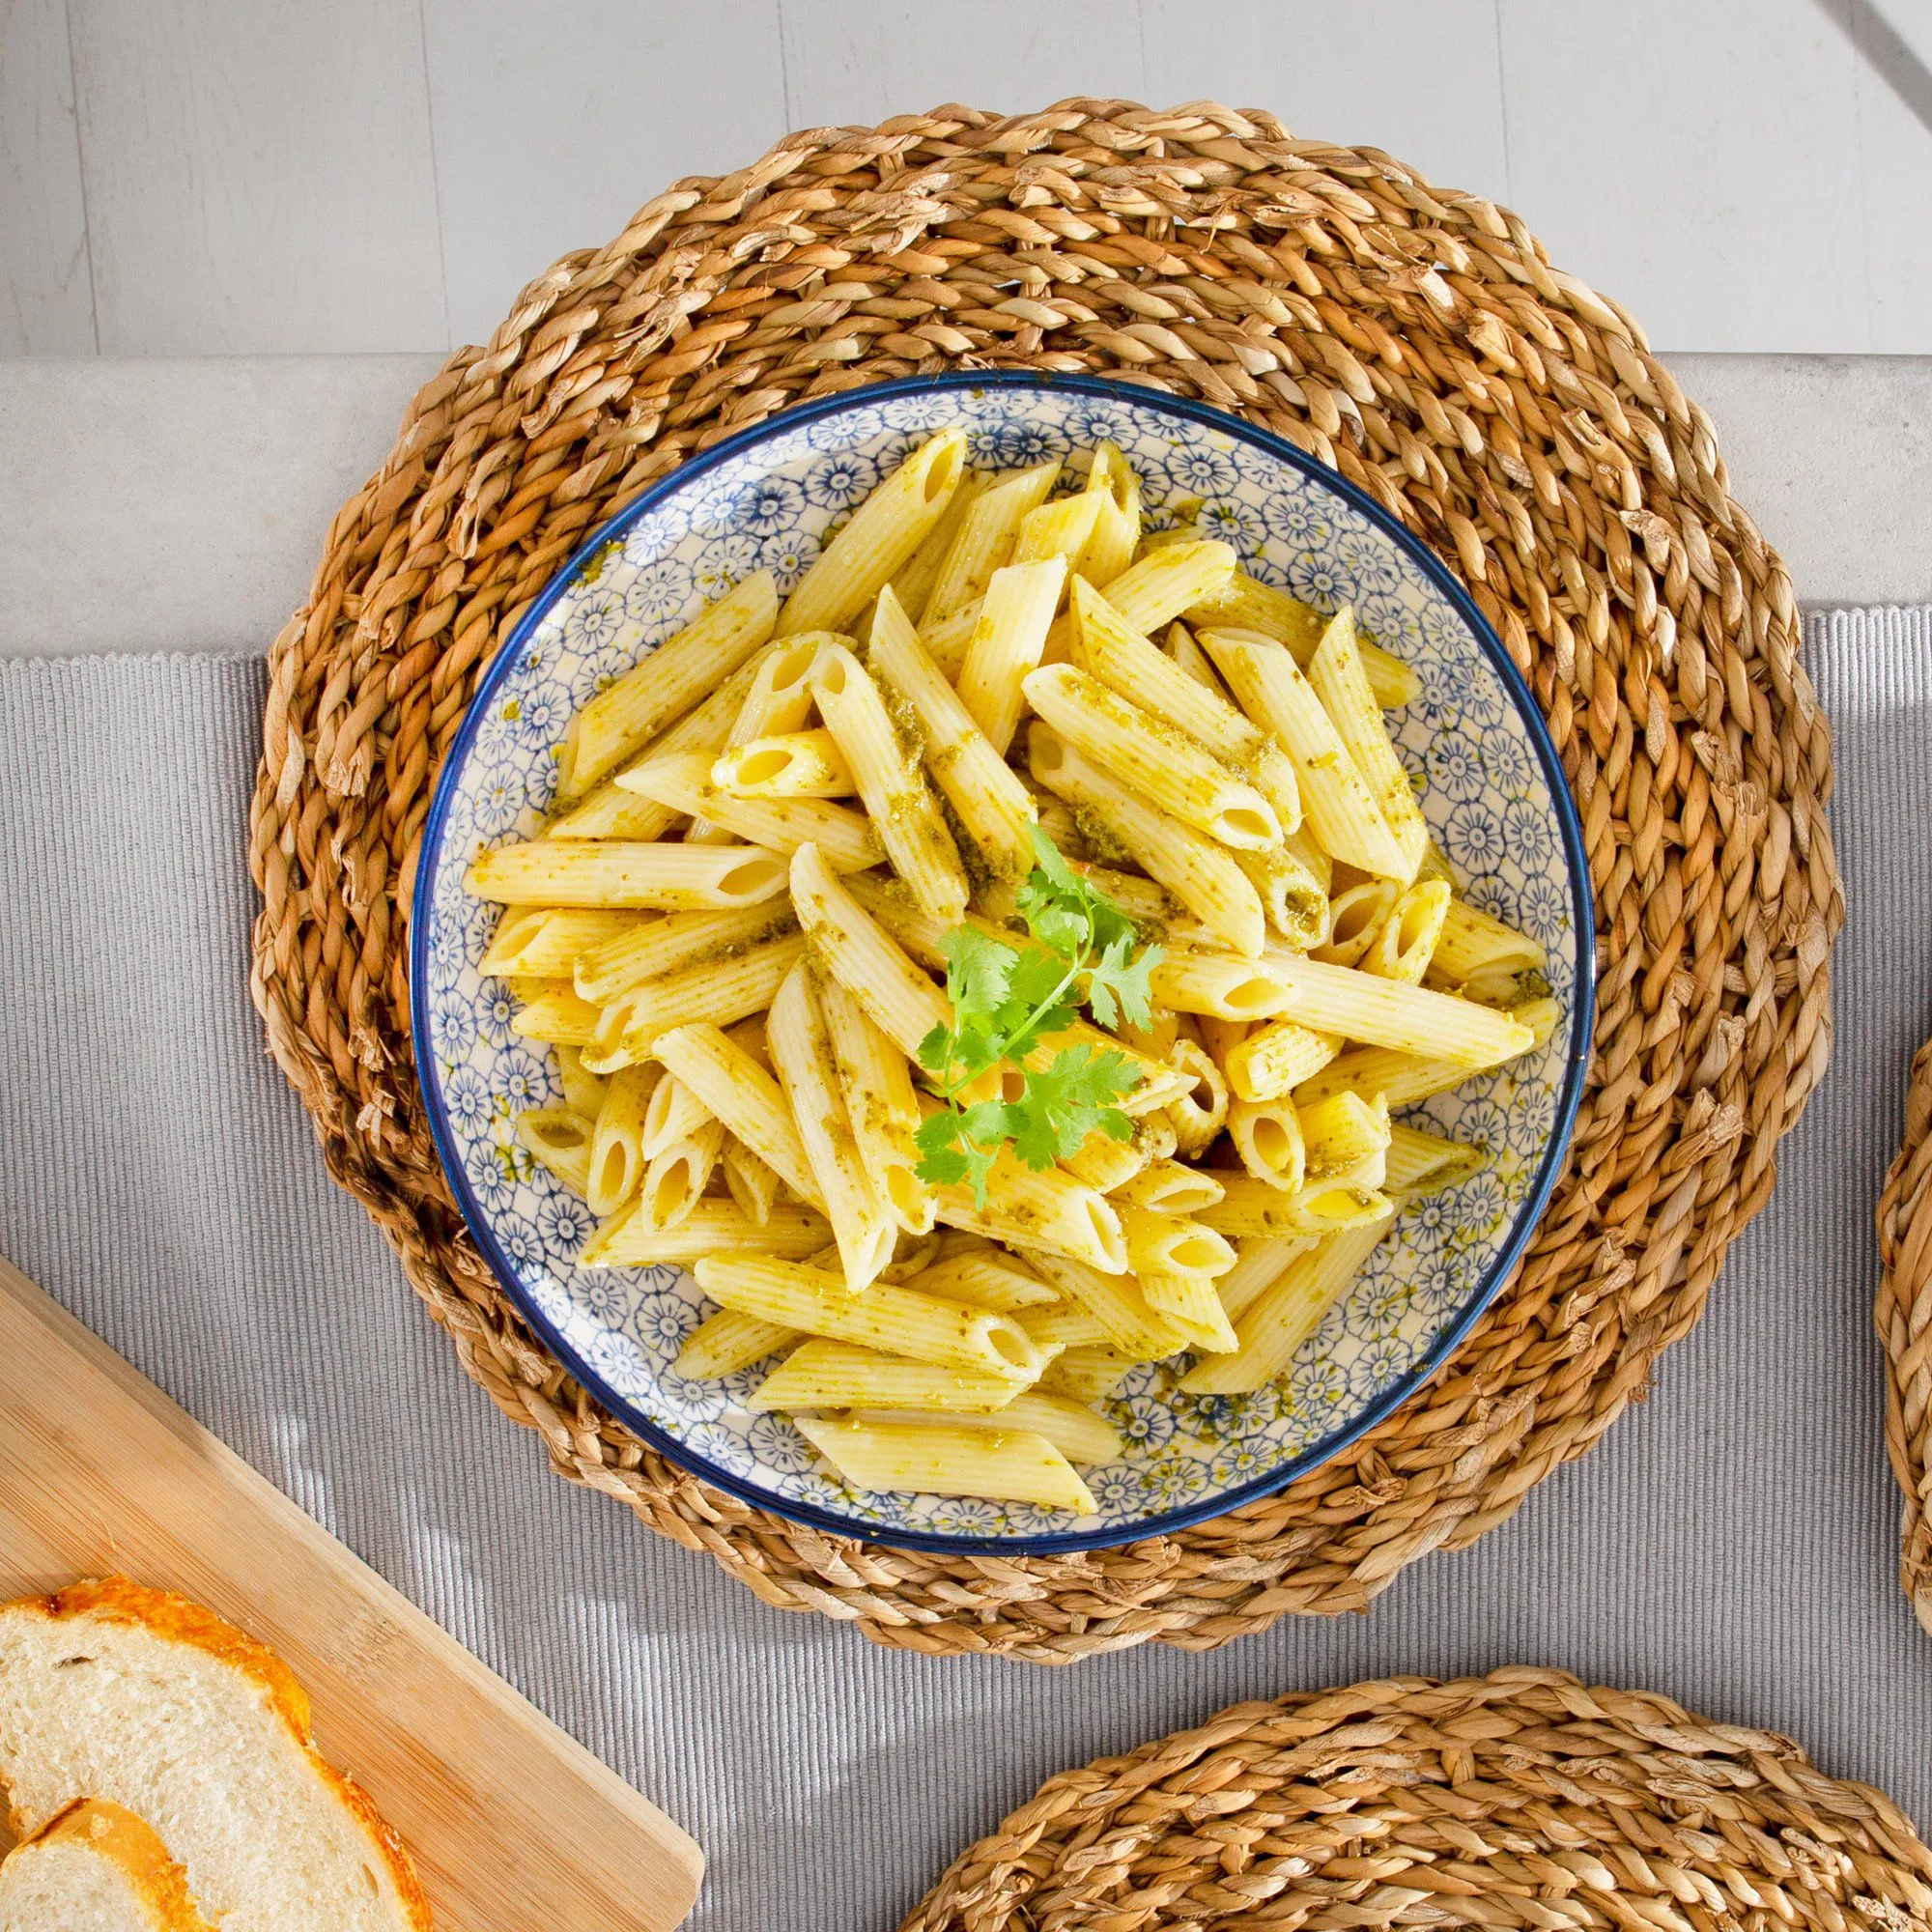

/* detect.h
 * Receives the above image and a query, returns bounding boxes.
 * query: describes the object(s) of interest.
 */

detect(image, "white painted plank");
[1,0,94,353]
[66,0,445,354]
[1140,0,1509,203]
[776,0,1147,131]
[424,0,786,351]
[1499,0,1870,354]
[0,355,444,655]
[1843,0,1932,354]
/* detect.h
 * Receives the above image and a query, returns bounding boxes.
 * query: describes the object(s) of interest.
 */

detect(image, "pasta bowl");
[412,371,1593,1554]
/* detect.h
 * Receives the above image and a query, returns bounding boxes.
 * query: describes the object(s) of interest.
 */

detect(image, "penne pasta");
[1150,949,1294,1021]
[1314,880,1400,968]
[516,1107,594,1199]
[720,1135,783,1224]
[924,461,1061,625]
[905,1248,1059,1312]
[818,972,935,1237]
[1011,489,1102,571]
[750,1339,1025,1414]
[615,752,883,872]
[778,427,968,636]
[1296,1091,1391,1193]
[955,558,1066,755]
[638,1070,710,1162]
[672,1308,797,1379]
[713,728,856,799]
[1225,1019,1341,1102]
[794,1414,1095,1514]
[1140,1274,1238,1353]
[554,1045,609,1121]
[1306,608,1430,876]
[1071,440,1140,586]
[1214,1236,1319,1321]
[1119,1207,1236,1281]
[1362,879,1452,983]
[480,907,645,979]
[1109,1158,1226,1215]
[1037,1345,1138,1404]
[1017,1249,1193,1360]
[582,1198,830,1266]
[574,902,795,1005]
[853,1393,1122,1465]
[1228,1095,1305,1193]
[1384,1122,1488,1199]
[887,467,985,627]
[1428,897,1548,987]
[1258,952,1536,1064]
[639,1116,725,1231]
[583,930,807,1068]
[510,983,602,1046]
[1163,1039,1230,1158]
[1022,664,1280,849]
[466,838,787,911]
[929,1146,1129,1275]
[1098,539,1237,639]
[556,570,779,799]
[1194,1176,1394,1241]
[650,1021,819,1204]
[767,964,896,1291]
[1184,568,1419,708]
[587,1063,661,1215]
[810,645,968,924]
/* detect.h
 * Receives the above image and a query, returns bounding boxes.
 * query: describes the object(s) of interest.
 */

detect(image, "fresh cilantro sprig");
[913,830,1163,1205]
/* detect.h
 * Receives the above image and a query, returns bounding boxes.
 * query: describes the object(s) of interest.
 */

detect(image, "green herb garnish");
[913,830,1163,1205]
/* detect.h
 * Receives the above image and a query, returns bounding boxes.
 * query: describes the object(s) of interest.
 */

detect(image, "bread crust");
[24,1797,218,1932]
[2,1577,432,1932]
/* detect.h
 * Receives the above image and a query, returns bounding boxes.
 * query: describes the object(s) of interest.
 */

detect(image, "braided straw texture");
[1877,1037,1932,1635]
[247,100,1842,1660]
[898,1666,1932,1932]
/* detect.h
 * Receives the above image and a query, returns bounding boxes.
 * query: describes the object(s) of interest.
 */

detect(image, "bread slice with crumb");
[0,1578,429,1932]
[0,1797,216,1932]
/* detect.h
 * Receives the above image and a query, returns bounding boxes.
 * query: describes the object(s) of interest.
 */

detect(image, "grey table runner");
[3,612,1929,1932]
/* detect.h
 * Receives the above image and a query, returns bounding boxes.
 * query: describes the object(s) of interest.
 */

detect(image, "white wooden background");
[6,0,1932,357]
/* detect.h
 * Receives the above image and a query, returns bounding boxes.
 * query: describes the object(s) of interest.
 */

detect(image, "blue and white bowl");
[411,372,1593,1554]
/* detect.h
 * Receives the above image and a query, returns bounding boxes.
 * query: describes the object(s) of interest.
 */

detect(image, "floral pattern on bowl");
[412,372,1593,1554]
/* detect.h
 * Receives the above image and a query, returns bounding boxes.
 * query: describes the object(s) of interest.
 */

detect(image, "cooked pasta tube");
[928,1147,1129,1275]
[1314,881,1400,968]
[751,1339,1026,1414]
[886,468,984,625]
[1180,1216,1396,1394]
[1297,1092,1391,1192]
[615,752,883,872]
[1016,1249,1193,1359]
[1011,489,1102,570]
[693,1257,1044,1380]
[1098,539,1236,639]
[1225,1019,1341,1102]
[1069,578,1301,829]
[1363,879,1452,982]
[587,1064,662,1215]
[1213,1236,1319,1321]
[1028,723,1265,958]
[1306,609,1430,875]
[481,907,645,978]
[906,1249,1059,1312]
[1229,843,1330,951]
[1140,1274,1237,1353]
[1258,952,1536,1064]
[768,964,896,1290]
[1109,1159,1226,1215]
[1037,1345,1138,1404]
[1022,663,1280,849]
[720,1136,783,1224]
[651,1022,820,1203]
[1061,1125,1151,1194]
[713,728,856,798]
[638,1070,710,1162]
[574,902,796,1005]
[778,427,968,635]
[788,843,952,1063]
[466,838,788,911]
[1072,440,1140,586]
[924,460,1060,624]
[1428,898,1548,986]
[516,1107,594,1198]
[1150,950,1294,1021]
[1018,1304,1110,1352]
[794,1414,1095,1514]
[511,984,601,1046]
[1163,1039,1229,1158]
[1119,1207,1236,1281]
[584,931,807,1069]
[554,1045,609,1120]
[582,1199,830,1266]
[639,1116,724,1231]
[1194,1176,1394,1240]
[818,971,935,1237]
[684,632,839,839]
[810,644,968,923]
[556,570,779,798]
[1227,1096,1306,1194]
[1384,1123,1487,1199]
[854,1393,1122,1465]
[955,557,1066,754]
[672,1308,797,1379]
[1184,569,1419,708]
[1202,628,1417,880]
[1163,620,1229,695]
[867,584,1037,886]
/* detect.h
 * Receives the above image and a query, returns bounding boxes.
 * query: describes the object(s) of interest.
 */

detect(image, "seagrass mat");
[898,1667,1932,1931]
[247,99,1842,1659]
[1878,1035,1932,1635]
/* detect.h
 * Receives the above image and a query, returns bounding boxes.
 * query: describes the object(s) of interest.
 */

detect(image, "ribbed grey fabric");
[1,620,1929,1932]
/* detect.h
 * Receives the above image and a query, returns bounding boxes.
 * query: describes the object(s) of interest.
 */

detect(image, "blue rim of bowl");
[411,368,1596,1557]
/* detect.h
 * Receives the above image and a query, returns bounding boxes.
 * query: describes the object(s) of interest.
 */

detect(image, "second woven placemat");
[900,1668,1932,1930]
[1878,1036,1932,1634]
[248,99,1842,1659]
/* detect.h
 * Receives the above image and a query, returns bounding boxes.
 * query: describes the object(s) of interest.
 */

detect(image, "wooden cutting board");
[0,1254,703,1932]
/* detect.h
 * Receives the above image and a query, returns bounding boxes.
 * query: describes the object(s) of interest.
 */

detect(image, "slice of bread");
[0,1578,429,1932]
[0,1797,216,1932]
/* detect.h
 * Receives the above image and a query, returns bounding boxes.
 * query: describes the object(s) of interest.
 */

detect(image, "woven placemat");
[898,1666,1932,1931]
[247,99,1843,1660]
[1878,1036,1932,1634]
